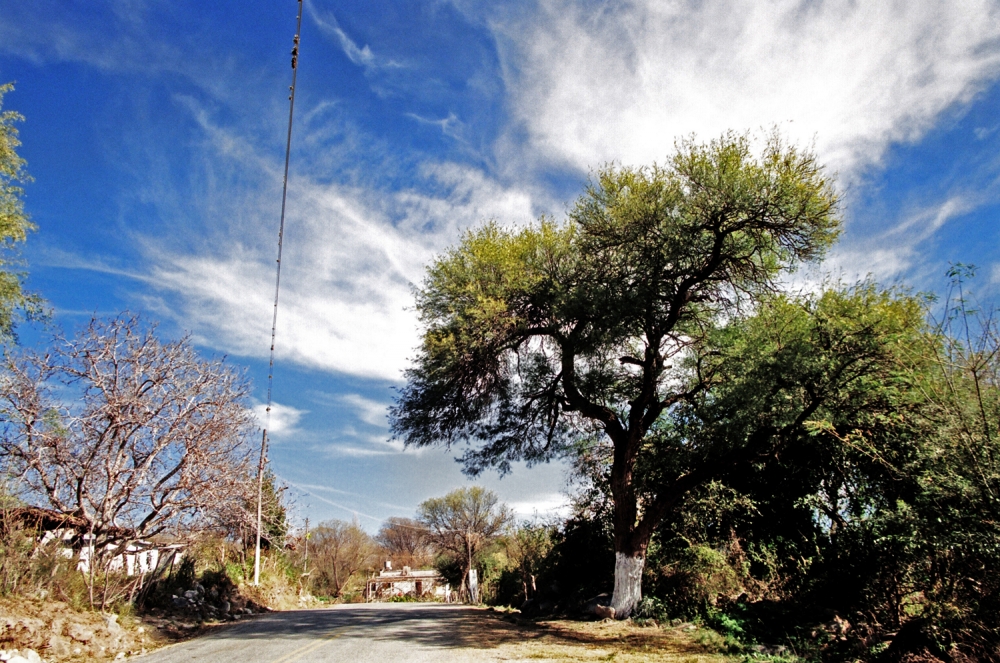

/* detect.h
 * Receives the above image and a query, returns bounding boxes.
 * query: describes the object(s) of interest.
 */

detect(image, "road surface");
[137,603,523,663]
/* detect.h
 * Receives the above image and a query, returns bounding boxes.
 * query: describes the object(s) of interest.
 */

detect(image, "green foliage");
[418,486,512,601]
[0,83,43,341]
[254,470,289,550]
[393,131,847,616]
[393,131,841,475]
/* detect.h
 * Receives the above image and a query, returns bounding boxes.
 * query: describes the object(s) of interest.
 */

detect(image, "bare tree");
[307,519,377,598]
[375,517,432,569]
[418,487,512,602]
[0,315,256,603]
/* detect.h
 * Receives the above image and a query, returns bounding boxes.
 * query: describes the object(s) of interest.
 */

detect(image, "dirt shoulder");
[0,597,257,662]
[470,608,729,663]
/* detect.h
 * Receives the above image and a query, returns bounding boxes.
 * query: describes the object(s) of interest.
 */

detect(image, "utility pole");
[254,0,303,586]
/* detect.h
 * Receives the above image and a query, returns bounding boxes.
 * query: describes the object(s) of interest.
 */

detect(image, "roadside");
[133,603,730,663]
[2,599,730,663]
[0,596,269,662]
[480,610,728,663]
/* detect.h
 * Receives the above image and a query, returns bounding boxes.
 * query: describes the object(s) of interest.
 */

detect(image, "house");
[2,506,185,577]
[365,561,450,602]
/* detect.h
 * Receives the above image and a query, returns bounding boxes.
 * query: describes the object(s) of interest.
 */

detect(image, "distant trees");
[418,487,512,602]
[0,315,257,575]
[0,83,44,341]
[306,520,377,598]
[376,516,432,569]
[392,132,843,617]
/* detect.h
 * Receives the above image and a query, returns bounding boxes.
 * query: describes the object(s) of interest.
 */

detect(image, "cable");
[254,0,303,587]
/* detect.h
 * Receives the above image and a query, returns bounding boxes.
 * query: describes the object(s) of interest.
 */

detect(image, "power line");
[254,0,303,587]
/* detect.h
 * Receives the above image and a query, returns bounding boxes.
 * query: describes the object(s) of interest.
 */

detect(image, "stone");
[105,614,124,635]
[183,590,198,600]
[46,634,72,657]
[22,651,41,663]
[594,604,616,620]
[220,600,231,614]
[50,618,65,636]
[7,655,30,663]
[115,652,126,660]
[67,623,94,643]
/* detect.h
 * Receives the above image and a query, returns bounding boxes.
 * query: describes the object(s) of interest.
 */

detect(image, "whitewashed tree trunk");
[610,552,644,618]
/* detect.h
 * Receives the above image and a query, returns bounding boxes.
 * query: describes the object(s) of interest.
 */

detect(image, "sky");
[1,0,999,531]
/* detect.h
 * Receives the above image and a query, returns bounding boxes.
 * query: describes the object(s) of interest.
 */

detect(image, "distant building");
[365,561,450,601]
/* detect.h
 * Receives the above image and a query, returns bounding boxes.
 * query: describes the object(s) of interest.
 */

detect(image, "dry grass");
[471,610,729,663]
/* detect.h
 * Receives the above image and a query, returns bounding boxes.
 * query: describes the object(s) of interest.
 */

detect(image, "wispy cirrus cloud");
[138,99,539,380]
[305,0,403,72]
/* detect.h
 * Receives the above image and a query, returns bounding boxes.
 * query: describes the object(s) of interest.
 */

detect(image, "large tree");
[0,315,256,560]
[392,132,852,616]
[0,83,43,340]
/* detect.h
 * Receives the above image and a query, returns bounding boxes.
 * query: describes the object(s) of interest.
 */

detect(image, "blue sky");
[1,0,999,530]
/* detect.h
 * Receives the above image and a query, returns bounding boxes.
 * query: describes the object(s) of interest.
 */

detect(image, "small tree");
[504,521,555,602]
[0,315,256,604]
[0,83,44,341]
[307,519,377,598]
[418,487,512,602]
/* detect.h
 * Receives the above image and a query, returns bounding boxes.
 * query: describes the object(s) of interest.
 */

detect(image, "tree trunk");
[609,551,644,618]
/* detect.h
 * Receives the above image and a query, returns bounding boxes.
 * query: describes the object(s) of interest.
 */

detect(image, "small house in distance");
[365,561,450,602]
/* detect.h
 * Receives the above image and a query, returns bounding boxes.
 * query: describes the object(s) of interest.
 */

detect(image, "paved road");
[138,604,514,663]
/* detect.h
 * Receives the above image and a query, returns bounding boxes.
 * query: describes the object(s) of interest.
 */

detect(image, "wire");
[255,0,303,587]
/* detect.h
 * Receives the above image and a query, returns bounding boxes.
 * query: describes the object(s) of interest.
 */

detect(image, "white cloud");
[493,0,1000,180]
[142,112,539,380]
[816,194,976,285]
[339,393,390,428]
[252,401,307,440]
[508,492,571,521]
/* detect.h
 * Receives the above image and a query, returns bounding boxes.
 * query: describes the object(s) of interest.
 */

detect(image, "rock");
[581,593,612,616]
[67,623,94,643]
[22,651,41,663]
[7,655,30,663]
[115,652,126,660]
[220,600,231,614]
[105,614,124,635]
[183,590,198,600]
[171,596,187,608]
[594,604,616,620]
[46,634,71,657]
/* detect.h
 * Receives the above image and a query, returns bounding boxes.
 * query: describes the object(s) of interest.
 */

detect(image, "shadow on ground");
[195,603,714,659]
[195,604,538,650]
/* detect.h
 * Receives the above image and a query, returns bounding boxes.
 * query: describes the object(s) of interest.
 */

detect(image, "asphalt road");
[137,604,513,663]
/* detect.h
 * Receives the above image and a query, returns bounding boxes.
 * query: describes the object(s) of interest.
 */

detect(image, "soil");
[481,610,729,663]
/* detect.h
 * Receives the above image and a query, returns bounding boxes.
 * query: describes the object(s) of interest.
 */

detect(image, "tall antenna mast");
[254,0,303,587]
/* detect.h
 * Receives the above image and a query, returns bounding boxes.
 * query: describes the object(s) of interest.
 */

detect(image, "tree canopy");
[0,83,42,340]
[418,486,512,602]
